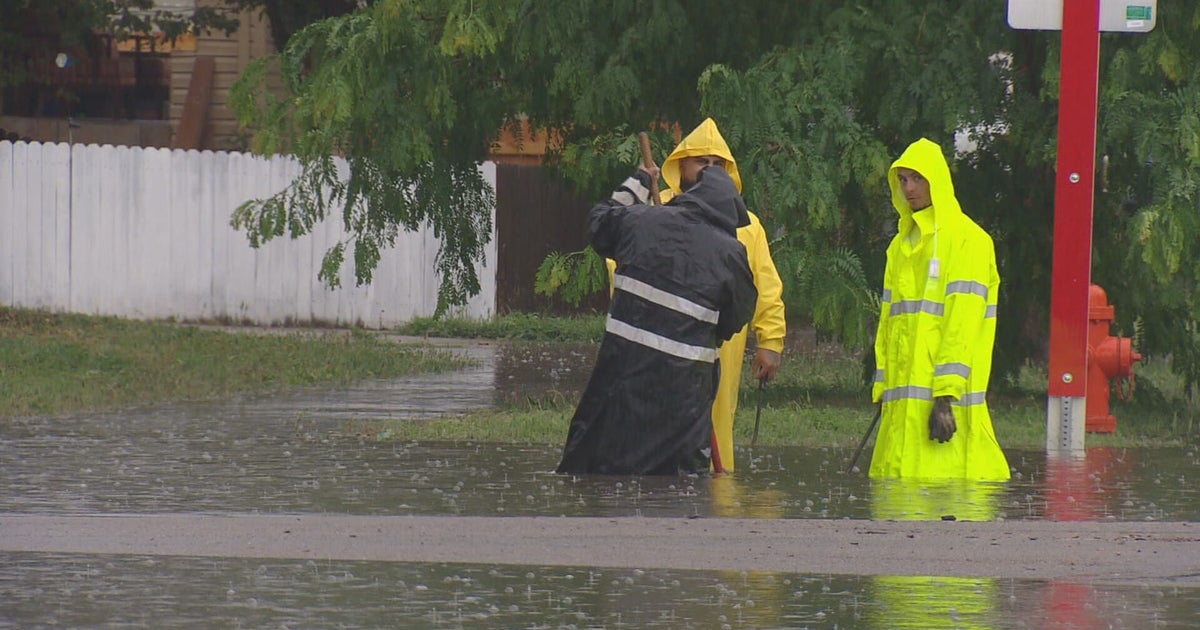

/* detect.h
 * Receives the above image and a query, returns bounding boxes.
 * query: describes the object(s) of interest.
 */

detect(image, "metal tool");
[750,377,766,447]
[846,406,882,474]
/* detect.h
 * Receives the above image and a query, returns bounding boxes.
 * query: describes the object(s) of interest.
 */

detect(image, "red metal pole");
[1047,0,1100,399]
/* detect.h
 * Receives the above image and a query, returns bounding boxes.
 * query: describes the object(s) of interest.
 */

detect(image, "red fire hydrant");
[1086,284,1142,433]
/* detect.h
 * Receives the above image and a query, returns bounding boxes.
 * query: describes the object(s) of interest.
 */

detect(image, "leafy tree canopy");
[230,1,1200,390]
[230,0,802,312]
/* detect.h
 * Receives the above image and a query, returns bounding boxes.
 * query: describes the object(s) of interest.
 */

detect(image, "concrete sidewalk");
[3,514,1197,584]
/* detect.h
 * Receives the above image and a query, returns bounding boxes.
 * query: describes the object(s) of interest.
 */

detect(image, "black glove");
[928,396,957,443]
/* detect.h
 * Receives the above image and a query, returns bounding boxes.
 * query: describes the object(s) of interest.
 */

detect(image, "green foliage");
[1095,5,1200,393]
[695,2,1032,375]
[775,234,878,350]
[690,1,1200,387]
[550,126,679,200]
[230,1,509,314]
[230,1,1200,392]
[534,247,608,308]
[229,0,804,315]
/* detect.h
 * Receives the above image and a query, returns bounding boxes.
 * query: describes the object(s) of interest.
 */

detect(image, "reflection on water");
[869,575,1001,629]
[869,478,1007,521]
[865,482,1008,630]
[196,339,598,423]
[3,552,1198,629]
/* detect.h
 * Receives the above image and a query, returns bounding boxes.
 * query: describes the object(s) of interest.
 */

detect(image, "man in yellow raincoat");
[609,118,786,472]
[869,138,1009,479]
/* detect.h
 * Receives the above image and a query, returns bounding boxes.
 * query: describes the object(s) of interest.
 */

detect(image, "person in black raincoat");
[556,165,757,475]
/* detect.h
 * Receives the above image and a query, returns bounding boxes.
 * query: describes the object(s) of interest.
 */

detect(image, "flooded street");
[3,421,1199,522]
[2,338,1199,628]
[6,554,958,629]
[6,549,1199,629]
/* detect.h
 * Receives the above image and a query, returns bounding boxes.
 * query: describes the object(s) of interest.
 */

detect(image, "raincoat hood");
[871,137,1009,480]
[673,166,750,231]
[887,138,964,230]
[662,118,743,194]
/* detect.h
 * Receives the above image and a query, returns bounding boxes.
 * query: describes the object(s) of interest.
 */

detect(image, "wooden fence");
[0,141,496,328]
[494,163,607,314]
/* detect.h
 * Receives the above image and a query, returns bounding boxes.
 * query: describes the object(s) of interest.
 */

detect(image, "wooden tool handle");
[637,132,661,205]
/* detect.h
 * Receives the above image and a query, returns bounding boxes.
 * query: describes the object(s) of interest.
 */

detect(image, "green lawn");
[375,315,1199,449]
[0,307,469,418]
[6,307,1193,450]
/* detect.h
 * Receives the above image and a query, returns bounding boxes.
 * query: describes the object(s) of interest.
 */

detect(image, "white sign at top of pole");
[1007,0,1157,32]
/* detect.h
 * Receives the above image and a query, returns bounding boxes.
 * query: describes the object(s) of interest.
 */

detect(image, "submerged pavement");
[2,513,1198,584]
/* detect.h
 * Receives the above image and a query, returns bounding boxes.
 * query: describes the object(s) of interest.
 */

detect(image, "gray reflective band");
[882,289,892,302]
[881,386,933,402]
[881,388,988,405]
[611,176,650,206]
[605,316,718,363]
[874,369,884,383]
[934,363,971,378]
[614,275,719,324]
[958,392,987,406]
[890,299,944,317]
[611,190,636,206]
[625,176,650,203]
[946,280,989,299]
[985,304,997,318]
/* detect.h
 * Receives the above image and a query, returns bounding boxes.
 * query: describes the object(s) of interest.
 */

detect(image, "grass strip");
[362,331,1196,448]
[359,395,1191,450]
[0,308,469,418]
[396,313,605,342]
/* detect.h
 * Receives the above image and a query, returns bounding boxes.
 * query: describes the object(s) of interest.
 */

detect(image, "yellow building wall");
[169,0,276,151]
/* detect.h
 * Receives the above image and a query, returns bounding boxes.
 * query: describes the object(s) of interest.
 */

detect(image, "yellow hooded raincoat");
[870,138,1009,479]
[608,118,786,471]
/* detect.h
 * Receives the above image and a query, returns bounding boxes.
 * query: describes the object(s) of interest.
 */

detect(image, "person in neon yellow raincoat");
[869,138,1009,479]
[608,118,786,472]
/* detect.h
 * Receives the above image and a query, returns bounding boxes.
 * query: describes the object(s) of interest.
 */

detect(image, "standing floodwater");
[2,338,1199,629]
[0,337,1196,520]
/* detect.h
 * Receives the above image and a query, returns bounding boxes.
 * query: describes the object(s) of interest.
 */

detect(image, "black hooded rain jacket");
[556,167,757,475]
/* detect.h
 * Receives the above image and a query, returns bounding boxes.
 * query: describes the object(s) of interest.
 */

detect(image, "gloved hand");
[928,396,957,443]
[610,170,655,206]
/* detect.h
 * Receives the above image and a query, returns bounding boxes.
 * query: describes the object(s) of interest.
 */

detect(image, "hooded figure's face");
[662,118,742,195]
[895,167,932,210]
[887,138,962,221]
[678,154,728,190]
[679,166,750,231]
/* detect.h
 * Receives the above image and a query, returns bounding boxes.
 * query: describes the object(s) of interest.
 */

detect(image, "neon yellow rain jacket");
[608,118,786,471]
[870,138,1009,479]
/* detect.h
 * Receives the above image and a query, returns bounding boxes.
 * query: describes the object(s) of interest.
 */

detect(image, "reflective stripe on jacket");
[607,118,786,471]
[557,167,756,475]
[869,138,1009,480]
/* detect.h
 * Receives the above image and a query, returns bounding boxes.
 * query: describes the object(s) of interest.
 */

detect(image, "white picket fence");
[0,141,496,328]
